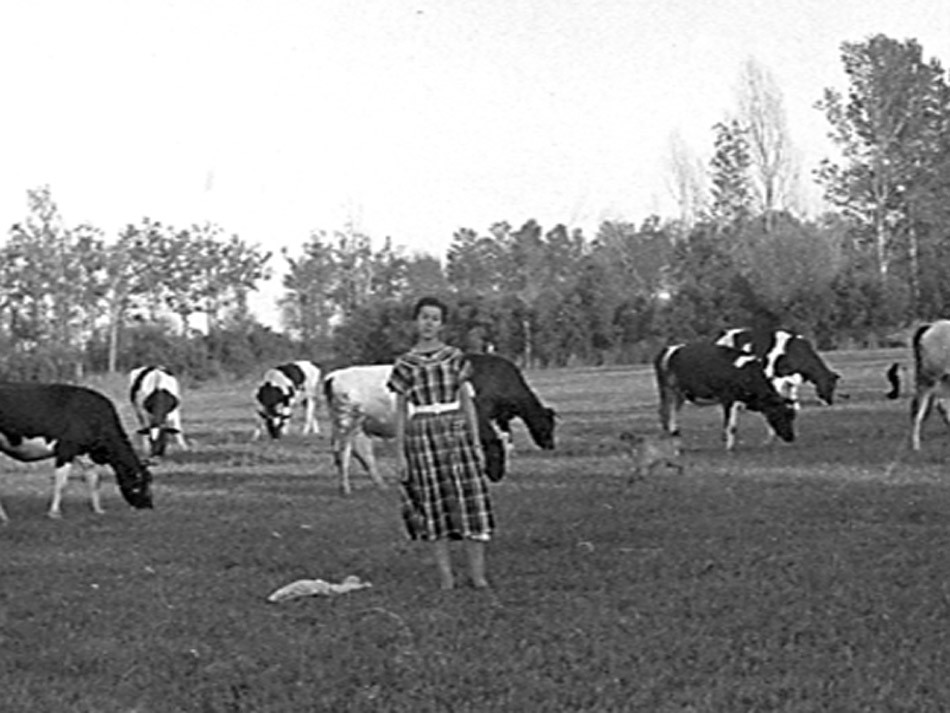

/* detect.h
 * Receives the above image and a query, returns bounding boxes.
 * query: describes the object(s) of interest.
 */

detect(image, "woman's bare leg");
[433,540,454,590]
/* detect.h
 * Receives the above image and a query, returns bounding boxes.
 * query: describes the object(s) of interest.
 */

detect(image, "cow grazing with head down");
[130,365,188,458]
[0,383,153,522]
[323,354,557,495]
[908,320,950,451]
[253,360,322,440]
[655,342,796,450]
[714,328,840,407]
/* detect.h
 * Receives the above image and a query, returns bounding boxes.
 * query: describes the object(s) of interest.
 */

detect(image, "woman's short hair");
[412,296,449,320]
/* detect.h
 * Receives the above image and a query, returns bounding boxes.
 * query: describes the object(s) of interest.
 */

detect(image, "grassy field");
[5,349,950,711]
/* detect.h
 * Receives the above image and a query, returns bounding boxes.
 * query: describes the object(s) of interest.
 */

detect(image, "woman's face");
[416,304,444,341]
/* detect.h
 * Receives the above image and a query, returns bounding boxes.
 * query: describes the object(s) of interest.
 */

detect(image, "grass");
[4,348,950,711]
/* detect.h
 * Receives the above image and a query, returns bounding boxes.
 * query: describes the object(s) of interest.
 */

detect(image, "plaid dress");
[387,345,494,541]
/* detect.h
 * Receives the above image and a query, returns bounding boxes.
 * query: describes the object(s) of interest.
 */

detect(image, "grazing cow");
[909,321,950,451]
[129,365,188,458]
[252,360,322,440]
[0,383,153,522]
[714,328,840,407]
[323,354,557,495]
[655,342,796,450]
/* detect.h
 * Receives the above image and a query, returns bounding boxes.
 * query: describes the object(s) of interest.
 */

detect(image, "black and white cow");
[908,320,950,451]
[322,354,557,495]
[0,383,153,521]
[130,366,188,458]
[714,328,840,407]
[655,341,796,450]
[252,360,322,440]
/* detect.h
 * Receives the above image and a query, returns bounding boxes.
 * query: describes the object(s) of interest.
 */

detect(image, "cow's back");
[325,365,397,437]
[915,321,950,385]
[660,342,751,396]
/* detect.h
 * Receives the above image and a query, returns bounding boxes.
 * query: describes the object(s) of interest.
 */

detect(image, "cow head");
[136,425,180,458]
[256,383,294,439]
[138,390,180,457]
[736,356,796,442]
[525,406,557,450]
[814,371,840,406]
[482,439,506,482]
[757,393,797,442]
[116,457,154,510]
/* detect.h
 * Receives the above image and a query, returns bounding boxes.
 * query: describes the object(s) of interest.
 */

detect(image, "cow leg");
[352,431,387,491]
[491,422,513,457]
[169,409,189,450]
[83,464,104,515]
[48,463,73,519]
[936,398,950,433]
[911,390,933,451]
[723,402,741,451]
[0,495,8,524]
[301,397,319,436]
[659,389,684,436]
[336,433,355,496]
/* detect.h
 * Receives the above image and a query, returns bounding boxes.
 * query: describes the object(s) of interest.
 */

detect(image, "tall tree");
[816,33,950,308]
[665,130,708,229]
[709,120,753,228]
[445,227,507,293]
[280,233,337,345]
[736,57,799,221]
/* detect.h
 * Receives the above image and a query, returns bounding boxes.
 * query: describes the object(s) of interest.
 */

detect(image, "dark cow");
[909,320,950,451]
[323,354,557,494]
[130,365,188,458]
[655,342,796,450]
[0,383,153,521]
[252,360,322,440]
[714,328,840,406]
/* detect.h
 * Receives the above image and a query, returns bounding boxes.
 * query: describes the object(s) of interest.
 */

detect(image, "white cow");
[322,365,394,495]
[910,320,950,450]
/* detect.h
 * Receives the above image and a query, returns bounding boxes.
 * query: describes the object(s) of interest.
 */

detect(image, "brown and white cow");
[909,320,950,451]
[322,354,556,495]
[252,360,322,440]
[655,341,796,450]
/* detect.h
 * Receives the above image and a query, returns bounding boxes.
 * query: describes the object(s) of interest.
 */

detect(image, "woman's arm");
[394,392,409,481]
[460,381,482,446]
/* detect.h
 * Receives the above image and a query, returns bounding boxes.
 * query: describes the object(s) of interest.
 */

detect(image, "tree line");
[2,34,948,380]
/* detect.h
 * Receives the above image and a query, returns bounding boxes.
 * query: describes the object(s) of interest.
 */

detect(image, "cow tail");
[885,362,901,400]
[129,366,154,402]
[654,348,675,432]
[322,377,335,407]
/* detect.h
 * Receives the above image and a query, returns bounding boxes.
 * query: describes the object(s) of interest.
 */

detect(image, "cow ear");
[136,427,150,435]
[164,427,181,434]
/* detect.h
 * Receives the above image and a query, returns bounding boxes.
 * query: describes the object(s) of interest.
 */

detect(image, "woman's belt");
[413,401,461,415]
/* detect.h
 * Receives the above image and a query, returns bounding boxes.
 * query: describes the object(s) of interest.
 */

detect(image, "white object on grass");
[267,575,372,602]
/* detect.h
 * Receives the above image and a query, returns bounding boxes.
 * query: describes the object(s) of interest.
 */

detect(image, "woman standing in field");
[388,296,494,590]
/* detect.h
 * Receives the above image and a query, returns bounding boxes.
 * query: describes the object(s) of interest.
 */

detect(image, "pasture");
[5,349,950,711]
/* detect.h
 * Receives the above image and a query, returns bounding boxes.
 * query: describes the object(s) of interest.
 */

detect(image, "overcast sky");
[2,0,948,264]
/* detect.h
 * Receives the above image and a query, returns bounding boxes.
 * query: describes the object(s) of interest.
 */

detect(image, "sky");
[1,0,948,321]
